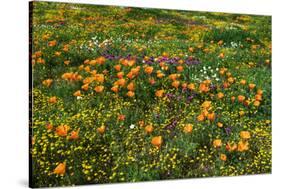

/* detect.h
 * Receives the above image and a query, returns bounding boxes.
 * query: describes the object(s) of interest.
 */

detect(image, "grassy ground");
[30,1,271,187]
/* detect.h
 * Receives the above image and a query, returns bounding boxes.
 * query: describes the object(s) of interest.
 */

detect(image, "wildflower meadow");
[30,1,272,187]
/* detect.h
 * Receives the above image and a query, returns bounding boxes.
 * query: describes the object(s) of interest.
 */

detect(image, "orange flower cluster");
[199,80,211,93]
[197,101,215,122]
[61,72,82,81]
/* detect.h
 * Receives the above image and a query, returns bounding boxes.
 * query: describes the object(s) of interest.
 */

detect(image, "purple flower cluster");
[165,119,178,130]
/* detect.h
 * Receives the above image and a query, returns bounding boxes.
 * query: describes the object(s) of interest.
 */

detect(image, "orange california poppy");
[197,114,205,122]
[213,139,222,148]
[96,56,106,65]
[114,64,122,71]
[144,66,153,74]
[155,89,165,98]
[64,60,70,65]
[151,136,163,148]
[73,90,81,97]
[69,128,80,140]
[81,84,89,91]
[253,100,260,107]
[257,89,263,95]
[83,77,93,84]
[111,85,119,93]
[49,96,57,104]
[240,79,246,85]
[226,142,237,152]
[157,72,165,78]
[255,94,262,101]
[207,112,216,122]
[117,78,126,87]
[117,72,124,79]
[53,162,66,175]
[48,40,57,47]
[127,82,135,91]
[127,91,135,97]
[227,77,234,84]
[97,125,106,135]
[187,83,195,91]
[199,83,210,93]
[219,52,224,58]
[46,123,53,130]
[220,154,227,161]
[249,83,256,90]
[176,66,184,72]
[84,66,90,72]
[240,131,251,140]
[118,114,126,121]
[183,124,193,133]
[94,85,104,93]
[56,125,70,137]
[237,95,245,103]
[181,83,188,89]
[172,80,180,88]
[145,125,154,134]
[168,74,179,81]
[237,140,249,152]
[201,101,211,110]
[217,92,224,99]
[94,74,105,83]
[42,79,53,87]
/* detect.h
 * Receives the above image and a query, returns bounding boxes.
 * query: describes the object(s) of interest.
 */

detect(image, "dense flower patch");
[30,2,271,187]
